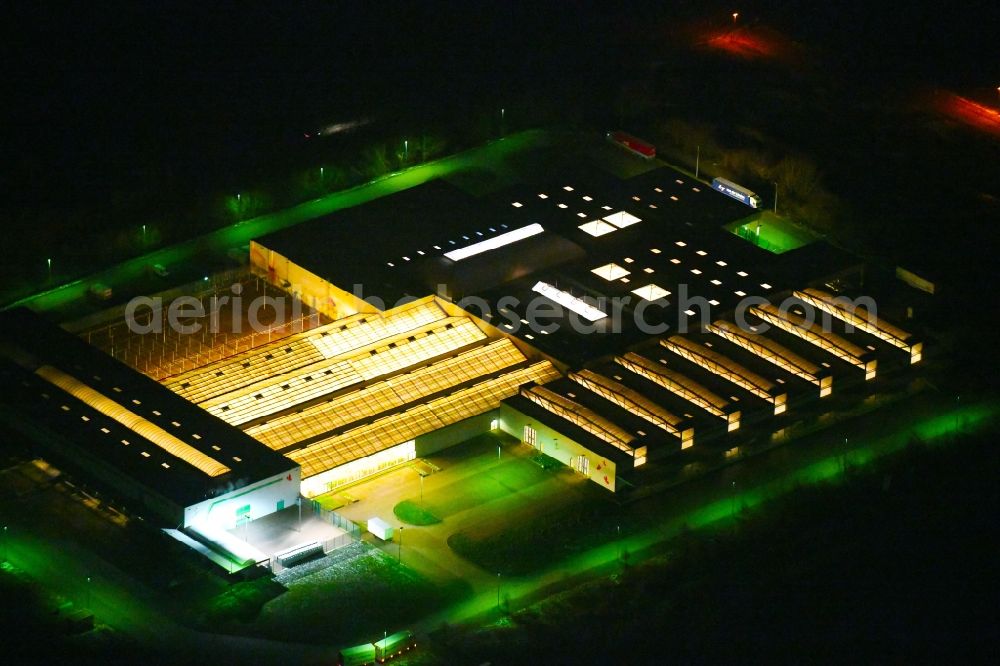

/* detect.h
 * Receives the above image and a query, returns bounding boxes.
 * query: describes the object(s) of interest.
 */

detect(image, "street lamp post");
[86,575,92,609]
[695,145,700,179]
[419,474,424,503]
[398,526,404,563]
[497,572,501,612]
[47,258,52,282]
[955,395,960,433]
[773,181,779,215]
[733,12,739,24]
[404,140,408,162]
[2,525,7,562]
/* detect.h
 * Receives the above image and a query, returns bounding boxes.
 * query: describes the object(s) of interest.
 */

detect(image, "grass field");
[394,500,441,526]
[253,543,468,646]
[727,210,818,253]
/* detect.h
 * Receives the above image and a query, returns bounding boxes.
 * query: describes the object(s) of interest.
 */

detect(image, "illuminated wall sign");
[531,281,607,322]
[444,223,544,261]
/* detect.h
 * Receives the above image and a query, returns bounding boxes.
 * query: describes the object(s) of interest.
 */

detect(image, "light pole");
[497,572,501,611]
[616,524,621,560]
[86,575,92,609]
[2,525,7,562]
[419,473,424,503]
[498,443,502,462]
[501,107,505,135]
[733,12,739,24]
[955,395,960,433]
[142,224,147,244]
[320,166,324,179]
[695,145,700,179]
[730,480,737,518]
[404,140,408,162]
[47,258,52,282]
[773,181,779,215]
[398,526,404,563]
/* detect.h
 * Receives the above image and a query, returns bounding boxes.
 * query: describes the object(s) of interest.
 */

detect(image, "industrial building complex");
[0,162,924,564]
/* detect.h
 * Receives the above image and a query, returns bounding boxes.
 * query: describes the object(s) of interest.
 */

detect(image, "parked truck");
[711,177,762,208]
[608,130,656,159]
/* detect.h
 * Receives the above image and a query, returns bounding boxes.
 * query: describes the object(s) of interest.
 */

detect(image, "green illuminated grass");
[6,130,549,314]
[727,211,816,254]
[255,544,467,645]
[394,500,442,526]
[446,396,999,577]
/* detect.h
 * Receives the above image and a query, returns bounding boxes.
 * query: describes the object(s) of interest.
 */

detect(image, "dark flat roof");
[253,165,862,366]
[0,308,295,505]
[0,362,220,507]
[255,180,517,306]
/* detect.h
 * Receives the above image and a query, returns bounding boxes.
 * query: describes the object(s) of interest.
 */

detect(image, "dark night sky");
[3,0,998,210]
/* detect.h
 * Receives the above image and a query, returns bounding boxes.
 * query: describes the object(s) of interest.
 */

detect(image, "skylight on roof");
[444,223,544,262]
[631,284,670,301]
[532,281,607,322]
[591,263,630,281]
[603,211,642,228]
[578,220,617,237]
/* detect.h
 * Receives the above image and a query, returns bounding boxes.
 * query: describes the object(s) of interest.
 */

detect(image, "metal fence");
[313,501,363,538]
[268,506,361,574]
